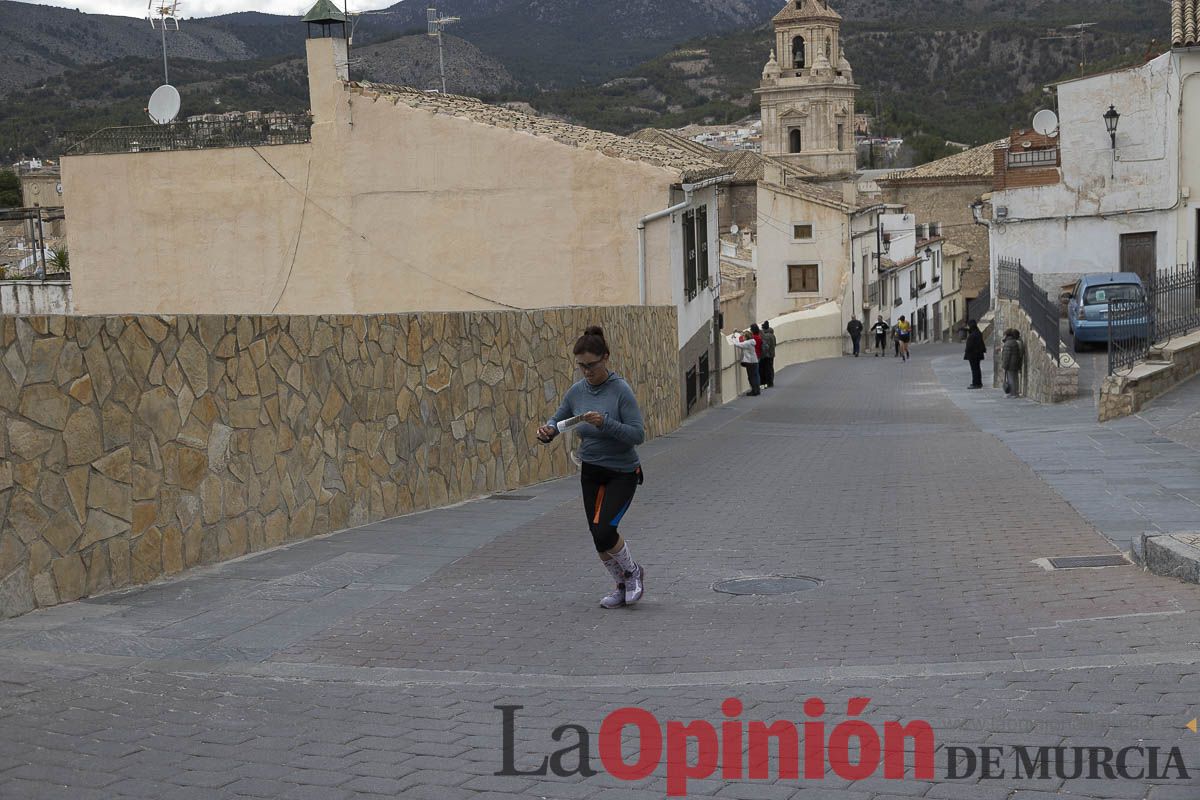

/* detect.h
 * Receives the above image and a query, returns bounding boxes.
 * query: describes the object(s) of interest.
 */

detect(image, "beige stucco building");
[63,28,733,416]
[18,165,64,209]
[756,0,858,178]
[877,141,998,302]
[754,170,855,320]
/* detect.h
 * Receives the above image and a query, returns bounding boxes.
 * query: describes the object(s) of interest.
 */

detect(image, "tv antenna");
[427,6,460,94]
[1040,21,1096,41]
[146,0,182,123]
[147,0,180,83]
[345,7,401,47]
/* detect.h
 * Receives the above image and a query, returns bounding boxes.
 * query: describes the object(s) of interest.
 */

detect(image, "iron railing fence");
[1150,263,1200,342]
[1107,298,1152,376]
[1108,264,1199,375]
[997,256,1019,299]
[1006,147,1059,168]
[1018,262,1061,362]
[65,115,313,155]
[967,285,991,325]
[996,257,1061,360]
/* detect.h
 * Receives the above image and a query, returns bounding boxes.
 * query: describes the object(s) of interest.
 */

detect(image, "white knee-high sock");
[603,558,625,584]
[610,543,636,574]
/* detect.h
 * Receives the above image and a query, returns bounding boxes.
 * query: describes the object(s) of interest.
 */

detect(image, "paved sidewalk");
[2,348,1199,799]
[932,346,1200,547]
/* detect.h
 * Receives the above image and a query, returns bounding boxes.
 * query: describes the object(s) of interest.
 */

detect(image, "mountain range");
[0,0,1173,162]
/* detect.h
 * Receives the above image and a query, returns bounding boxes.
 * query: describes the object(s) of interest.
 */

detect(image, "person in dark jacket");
[964,319,986,389]
[846,315,864,357]
[1001,329,1024,397]
[759,321,777,388]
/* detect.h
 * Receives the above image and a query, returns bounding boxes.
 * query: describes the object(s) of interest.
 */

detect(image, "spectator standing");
[728,331,761,396]
[964,319,986,389]
[759,321,777,389]
[847,315,864,357]
[1001,329,1024,397]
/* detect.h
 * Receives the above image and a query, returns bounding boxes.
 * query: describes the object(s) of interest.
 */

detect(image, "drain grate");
[713,576,822,595]
[488,494,534,501]
[1047,555,1129,569]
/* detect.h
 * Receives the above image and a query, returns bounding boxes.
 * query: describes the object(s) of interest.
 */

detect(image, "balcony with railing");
[1006,147,1059,168]
[65,114,314,156]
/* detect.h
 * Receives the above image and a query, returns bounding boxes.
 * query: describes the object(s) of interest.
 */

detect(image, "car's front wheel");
[1073,335,1086,353]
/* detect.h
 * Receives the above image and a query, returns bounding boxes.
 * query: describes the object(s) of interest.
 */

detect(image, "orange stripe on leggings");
[593,485,606,524]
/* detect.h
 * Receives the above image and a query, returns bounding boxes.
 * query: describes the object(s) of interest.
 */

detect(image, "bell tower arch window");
[789,129,802,153]
[792,36,806,69]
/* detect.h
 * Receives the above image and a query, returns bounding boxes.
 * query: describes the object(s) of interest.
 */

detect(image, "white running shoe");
[600,584,626,609]
[624,565,644,604]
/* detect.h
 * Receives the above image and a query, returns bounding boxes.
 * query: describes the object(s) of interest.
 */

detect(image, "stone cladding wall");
[0,308,680,617]
[992,298,1079,403]
[1099,331,1200,422]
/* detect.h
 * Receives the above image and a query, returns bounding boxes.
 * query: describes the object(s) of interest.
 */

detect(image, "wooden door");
[1119,232,1157,283]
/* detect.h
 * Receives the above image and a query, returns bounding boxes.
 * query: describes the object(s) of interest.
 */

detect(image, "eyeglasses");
[576,358,606,371]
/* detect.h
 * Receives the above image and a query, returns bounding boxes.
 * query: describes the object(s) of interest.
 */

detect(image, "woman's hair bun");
[583,326,605,338]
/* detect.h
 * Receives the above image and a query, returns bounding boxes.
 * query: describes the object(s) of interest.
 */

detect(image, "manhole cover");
[1047,555,1129,569]
[713,576,822,595]
[488,494,534,501]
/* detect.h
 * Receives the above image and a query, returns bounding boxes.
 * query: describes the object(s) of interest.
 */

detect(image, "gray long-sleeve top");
[545,371,644,471]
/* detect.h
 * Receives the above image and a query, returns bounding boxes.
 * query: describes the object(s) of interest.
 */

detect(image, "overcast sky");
[22,0,373,18]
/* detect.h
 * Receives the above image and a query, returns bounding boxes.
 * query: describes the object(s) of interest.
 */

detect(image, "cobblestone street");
[3,347,1200,799]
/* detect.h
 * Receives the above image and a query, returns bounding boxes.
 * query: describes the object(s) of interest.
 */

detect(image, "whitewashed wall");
[0,280,73,315]
[990,52,1189,291]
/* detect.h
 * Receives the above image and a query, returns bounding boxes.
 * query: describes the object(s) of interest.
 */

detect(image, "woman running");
[537,326,646,608]
[895,315,912,361]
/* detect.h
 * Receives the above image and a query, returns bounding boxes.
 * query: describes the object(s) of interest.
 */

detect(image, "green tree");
[0,170,20,207]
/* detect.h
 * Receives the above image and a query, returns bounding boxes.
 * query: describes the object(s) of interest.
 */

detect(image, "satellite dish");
[148,84,180,124]
[730,224,740,235]
[1032,108,1059,136]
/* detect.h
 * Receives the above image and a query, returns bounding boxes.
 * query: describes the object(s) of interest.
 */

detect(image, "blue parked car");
[1067,273,1147,352]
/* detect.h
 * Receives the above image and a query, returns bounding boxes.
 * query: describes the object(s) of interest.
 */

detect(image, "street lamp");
[1103,105,1120,177]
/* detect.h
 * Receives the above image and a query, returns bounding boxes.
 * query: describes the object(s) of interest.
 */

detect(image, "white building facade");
[986,34,1200,293]
[878,213,945,342]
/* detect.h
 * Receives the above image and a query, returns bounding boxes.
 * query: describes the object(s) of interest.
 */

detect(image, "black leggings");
[580,461,641,552]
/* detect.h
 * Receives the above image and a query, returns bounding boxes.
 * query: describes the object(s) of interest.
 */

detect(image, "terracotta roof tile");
[760,178,851,211]
[629,128,814,183]
[352,82,727,182]
[1172,0,1199,47]
[880,140,1005,183]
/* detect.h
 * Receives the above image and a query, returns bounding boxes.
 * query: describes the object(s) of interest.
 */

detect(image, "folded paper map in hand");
[556,415,586,434]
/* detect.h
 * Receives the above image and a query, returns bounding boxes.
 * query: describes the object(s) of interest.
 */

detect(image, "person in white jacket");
[728,331,761,396]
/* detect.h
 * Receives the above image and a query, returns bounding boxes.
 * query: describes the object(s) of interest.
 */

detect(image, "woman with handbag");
[1001,329,1024,397]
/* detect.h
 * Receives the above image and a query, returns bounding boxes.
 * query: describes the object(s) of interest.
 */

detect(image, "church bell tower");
[756,0,858,177]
